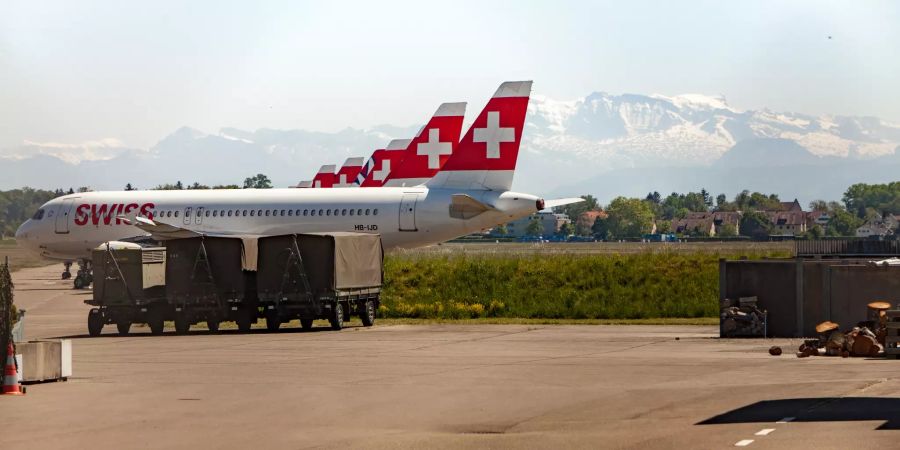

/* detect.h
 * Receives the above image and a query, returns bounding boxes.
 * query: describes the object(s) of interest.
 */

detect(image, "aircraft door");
[399,194,418,231]
[183,207,192,226]
[55,198,75,234]
[195,207,204,225]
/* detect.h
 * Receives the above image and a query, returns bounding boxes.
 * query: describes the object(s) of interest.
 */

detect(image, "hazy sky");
[1,0,898,150]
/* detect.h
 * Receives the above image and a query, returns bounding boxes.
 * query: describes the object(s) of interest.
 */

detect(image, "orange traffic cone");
[2,342,24,395]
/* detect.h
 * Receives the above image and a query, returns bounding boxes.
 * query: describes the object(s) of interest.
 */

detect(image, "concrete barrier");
[17,339,72,383]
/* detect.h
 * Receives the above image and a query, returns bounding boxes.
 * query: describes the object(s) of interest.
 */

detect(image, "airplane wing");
[131,216,204,240]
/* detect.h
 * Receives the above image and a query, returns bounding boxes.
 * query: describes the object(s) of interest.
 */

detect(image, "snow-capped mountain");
[1,90,899,205]
[524,92,900,171]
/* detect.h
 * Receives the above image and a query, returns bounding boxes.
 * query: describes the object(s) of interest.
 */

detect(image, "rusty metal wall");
[721,259,899,337]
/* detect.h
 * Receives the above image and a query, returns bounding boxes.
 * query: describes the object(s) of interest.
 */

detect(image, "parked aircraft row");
[15,81,582,286]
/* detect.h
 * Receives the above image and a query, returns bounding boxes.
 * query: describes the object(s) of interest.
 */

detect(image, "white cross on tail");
[333,174,353,188]
[474,111,515,159]
[416,129,453,169]
[373,160,391,181]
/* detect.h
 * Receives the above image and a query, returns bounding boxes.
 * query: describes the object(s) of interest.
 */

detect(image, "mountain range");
[2,91,899,205]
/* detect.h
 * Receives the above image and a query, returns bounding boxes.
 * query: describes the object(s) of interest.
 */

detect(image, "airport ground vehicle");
[84,232,383,336]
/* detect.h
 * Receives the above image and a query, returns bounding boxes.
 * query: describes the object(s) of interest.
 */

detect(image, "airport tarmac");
[4,265,900,449]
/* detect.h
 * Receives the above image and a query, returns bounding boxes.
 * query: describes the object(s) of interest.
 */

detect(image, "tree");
[187,182,210,190]
[718,223,738,237]
[739,211,772,239]
[493,224,508,236]
[212,184,240,189]
[124,183,136,191]
[243,174,272,189]
[807,224,825,239]
[645,191,661,204]
[557,222,574,237]
[829,209,863,236]
[808,200,828,211]
[77,186,92,193]
[656,220,672,234]
[606,197,655,238]
[525,217,544,236]
[592,216,610,240]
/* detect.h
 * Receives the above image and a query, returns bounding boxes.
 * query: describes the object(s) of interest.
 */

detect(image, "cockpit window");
[31,209,45,220]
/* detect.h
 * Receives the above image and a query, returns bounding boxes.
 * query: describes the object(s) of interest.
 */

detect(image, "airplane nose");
[15,220,30,242]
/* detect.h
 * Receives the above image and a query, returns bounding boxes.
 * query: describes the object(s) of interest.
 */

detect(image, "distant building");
[777,199,803,212]
[856,214,898,238]
[767,211,808,236]
[672,211,741,236]
[505,212,571,237]
[806,210,831,229]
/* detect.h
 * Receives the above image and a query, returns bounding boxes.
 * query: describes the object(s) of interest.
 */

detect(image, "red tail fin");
[357,139,410,187]
[383,102,466,187]
[427,81,532,191]
[311,164,337,188]
[333,157,365,188]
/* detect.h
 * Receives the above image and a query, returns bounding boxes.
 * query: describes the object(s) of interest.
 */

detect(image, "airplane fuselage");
[16,187,541,260]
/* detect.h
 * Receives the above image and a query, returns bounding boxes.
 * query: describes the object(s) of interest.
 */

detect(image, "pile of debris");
[796,321,883,358]
[720,296,767,337]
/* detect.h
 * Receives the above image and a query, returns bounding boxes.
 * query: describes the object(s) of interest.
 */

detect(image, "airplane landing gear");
[73,259,93,289]
[62,261,72,280]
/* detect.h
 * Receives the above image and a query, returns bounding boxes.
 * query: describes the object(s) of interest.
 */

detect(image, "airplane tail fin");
[356,139,410,187]
[383,102,466,187]
[426,81,532,191]
[311,164,337,188]
[334,157,365,187]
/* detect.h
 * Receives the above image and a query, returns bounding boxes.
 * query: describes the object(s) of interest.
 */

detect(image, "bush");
[381,251,783,320]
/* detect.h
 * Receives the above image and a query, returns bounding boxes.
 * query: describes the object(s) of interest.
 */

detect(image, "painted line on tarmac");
[735,439,754,447]
[755,428,775,436]
[776,416,795,423]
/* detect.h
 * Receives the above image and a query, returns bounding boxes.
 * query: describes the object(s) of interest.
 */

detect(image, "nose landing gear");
[73,259,93,289]
[62,261,72,280]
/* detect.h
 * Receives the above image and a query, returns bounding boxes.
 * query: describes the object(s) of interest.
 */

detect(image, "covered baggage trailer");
[164,236,255,333]
[257,232,383,330]
[85,241,167,336]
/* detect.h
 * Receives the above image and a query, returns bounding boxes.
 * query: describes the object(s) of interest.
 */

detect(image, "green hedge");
[381,251,787,319]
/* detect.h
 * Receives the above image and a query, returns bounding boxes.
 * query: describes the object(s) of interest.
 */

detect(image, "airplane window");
[334,209,339,216]
[357,209,362,216]
[31,209,44,220]
[349,209,354,216]
[227,211,232,217]
[365,209,370,216]
[280,209,285,216]
[257,209,262,216]
[318,209,324,216]
[342,209,347,216]
[374,208,378,215]
[288,210,293,217]
[265,210,270,217]
[242,210,247,217]
[205,210,210,217]
[296,210,301,216]
[310,210,315,216]
[326,209,331,216]
[166,211,172,218]
[250,210,255,217]
[185,209,191,218]
[174,211,179,218]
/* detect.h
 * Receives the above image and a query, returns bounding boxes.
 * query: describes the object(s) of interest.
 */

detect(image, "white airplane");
[15,81,582,286]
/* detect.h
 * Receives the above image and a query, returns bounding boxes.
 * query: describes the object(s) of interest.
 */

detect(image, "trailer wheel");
[236,309,253,332]
[174,313,190,335]
[264,309,281,332]
[206,320,220,333]
[300,318,314,330]
[329,302,344,331]
[147,307,165,335]
[360,299,376,327]
[88,309,103,336]
[116,319,131,336]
